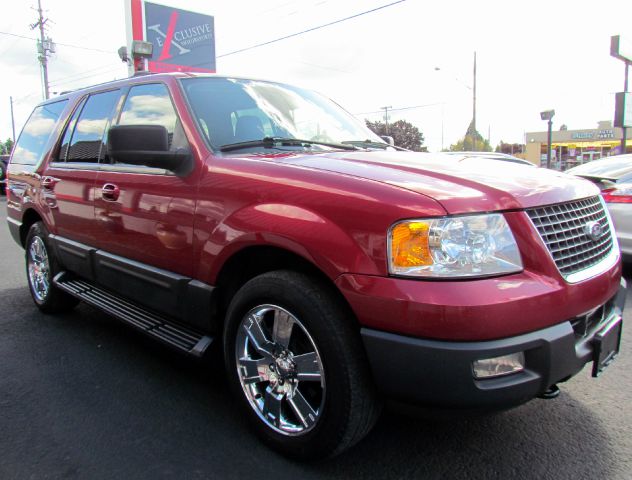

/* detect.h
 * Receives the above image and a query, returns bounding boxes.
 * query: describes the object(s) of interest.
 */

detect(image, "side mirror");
[107,125,192,175]
[380,135,395,146]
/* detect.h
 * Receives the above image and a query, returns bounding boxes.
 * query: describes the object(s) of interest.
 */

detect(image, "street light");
[435,52,477,150]
[540,109,555,169]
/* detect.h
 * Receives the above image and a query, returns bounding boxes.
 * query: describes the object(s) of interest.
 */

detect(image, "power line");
[291,59,351,74]
[216,0,407,59]
[0,30,115,54]
[355,102,446,116]
[50,67,123,90]
[49,64,123,86]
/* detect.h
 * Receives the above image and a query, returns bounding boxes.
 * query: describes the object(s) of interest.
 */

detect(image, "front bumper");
[361,278,626,409]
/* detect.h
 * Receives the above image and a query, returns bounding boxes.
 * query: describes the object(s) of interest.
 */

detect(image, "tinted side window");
[67,90,120,163]
[118,83,187,154]
[57,97,87,162]
[12,100,68,165]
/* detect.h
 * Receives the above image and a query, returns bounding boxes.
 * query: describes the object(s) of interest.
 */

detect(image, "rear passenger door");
[44,89,121,247]
[92,83,199,318]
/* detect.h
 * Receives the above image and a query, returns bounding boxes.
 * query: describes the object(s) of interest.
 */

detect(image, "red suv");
[6,73,626,459]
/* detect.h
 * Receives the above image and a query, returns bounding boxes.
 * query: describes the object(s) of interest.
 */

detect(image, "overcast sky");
[1,0,631,151]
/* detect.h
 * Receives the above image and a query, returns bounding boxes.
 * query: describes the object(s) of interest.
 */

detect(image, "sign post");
[611,35,631,154]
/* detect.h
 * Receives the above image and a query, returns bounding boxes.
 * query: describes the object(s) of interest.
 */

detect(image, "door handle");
[101,183,120,201]
[41,176,58,189]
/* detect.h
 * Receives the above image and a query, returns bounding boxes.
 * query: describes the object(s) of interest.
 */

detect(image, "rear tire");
[223,270,380,460]
[25,221,79,313]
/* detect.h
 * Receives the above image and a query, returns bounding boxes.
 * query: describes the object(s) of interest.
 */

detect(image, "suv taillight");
[602,185,632,204]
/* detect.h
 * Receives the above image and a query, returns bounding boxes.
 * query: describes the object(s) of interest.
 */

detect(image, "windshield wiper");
[342,139,409,151]
[219,137,359,152]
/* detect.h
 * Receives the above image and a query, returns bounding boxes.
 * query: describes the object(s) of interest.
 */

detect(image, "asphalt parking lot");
[1,196,631,480]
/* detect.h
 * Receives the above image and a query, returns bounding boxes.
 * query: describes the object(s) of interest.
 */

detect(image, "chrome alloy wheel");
[27,237,51,302]
[235,304,325,436]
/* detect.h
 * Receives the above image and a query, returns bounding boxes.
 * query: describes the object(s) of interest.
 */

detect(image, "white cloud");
[23,115,55,137]
[75,118,108,135]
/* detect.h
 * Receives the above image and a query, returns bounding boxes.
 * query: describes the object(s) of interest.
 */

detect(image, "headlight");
[388,214,523,278]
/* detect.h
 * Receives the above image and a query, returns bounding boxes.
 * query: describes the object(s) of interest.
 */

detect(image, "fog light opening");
[472,352,525,379]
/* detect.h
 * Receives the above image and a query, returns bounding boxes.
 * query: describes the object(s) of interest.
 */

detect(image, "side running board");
[54,272,213,357]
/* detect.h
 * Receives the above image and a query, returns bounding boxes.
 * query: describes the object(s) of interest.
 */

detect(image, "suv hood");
[267,151,599,214]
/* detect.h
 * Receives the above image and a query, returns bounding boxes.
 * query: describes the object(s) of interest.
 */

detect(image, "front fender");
[198,203,382,283]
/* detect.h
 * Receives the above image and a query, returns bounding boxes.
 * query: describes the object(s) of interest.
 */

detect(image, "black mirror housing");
[107,125,192,175]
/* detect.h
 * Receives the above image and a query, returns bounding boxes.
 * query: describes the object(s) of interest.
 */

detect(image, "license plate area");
[591,316,622,377]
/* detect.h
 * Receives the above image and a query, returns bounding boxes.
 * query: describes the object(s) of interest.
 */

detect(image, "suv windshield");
[181,77,386,152]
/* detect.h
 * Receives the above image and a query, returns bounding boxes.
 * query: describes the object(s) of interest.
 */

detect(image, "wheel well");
[20,209,43,246]
[214,246,352,329]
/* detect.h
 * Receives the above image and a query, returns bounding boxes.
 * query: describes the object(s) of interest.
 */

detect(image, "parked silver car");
[566,154,632,261]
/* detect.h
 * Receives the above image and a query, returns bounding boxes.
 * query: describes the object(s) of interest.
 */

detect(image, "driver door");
[92,82,199,318]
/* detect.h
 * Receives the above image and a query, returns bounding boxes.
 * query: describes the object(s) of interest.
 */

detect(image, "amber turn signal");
[390,221,433,269]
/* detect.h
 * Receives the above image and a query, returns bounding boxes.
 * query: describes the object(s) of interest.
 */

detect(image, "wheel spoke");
[272,309,294,349]
[263,386,284,427]
[238,357,269,384]
[29,244,39,263]
[288,389,317,429]
[293,352,322,382]
[242,315,274,355]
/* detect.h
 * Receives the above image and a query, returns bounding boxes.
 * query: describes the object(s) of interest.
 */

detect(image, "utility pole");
[381,106,392,134]
[540,110,555,169]
[441,103,445,151]
[472,51,477,151]
[546,118,553,168]
[10,96,16,142]
[622,63,629,154]
[31,0,53,100]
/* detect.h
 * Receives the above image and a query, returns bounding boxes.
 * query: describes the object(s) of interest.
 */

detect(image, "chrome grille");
[526,196,613,278]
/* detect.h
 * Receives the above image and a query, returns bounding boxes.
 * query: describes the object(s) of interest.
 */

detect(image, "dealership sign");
[611,35,632,63]
[126,0,215,73]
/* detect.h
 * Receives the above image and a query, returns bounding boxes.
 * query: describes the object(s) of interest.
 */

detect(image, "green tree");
[1,138,14,155]
[365,119,425,151]
[449,119,492,152]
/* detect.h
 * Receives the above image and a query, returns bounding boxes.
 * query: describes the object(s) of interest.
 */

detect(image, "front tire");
[223,270,380,460]
[25,221,79,313]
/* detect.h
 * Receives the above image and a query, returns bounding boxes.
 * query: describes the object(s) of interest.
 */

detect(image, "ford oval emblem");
[584,221,603,242]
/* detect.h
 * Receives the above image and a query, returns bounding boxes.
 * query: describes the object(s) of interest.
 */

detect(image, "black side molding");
[51,235,96,281]
[94,249,189,319]
[49,235,219,332]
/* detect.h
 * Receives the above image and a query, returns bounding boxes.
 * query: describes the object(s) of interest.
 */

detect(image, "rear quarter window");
[11,100,68,165]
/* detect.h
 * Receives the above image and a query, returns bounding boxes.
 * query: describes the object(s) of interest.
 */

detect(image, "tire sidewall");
[223,271,359,459]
